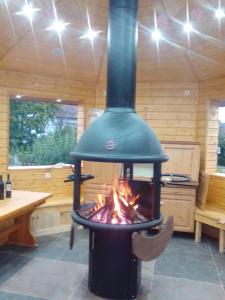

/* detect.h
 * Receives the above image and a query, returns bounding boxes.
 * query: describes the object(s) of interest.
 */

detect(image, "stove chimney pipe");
[72,0,167,163]
[106,0,137,109]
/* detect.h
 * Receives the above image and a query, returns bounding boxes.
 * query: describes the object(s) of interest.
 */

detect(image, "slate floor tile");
[142,260,155,274]
[0,233,60,256]
[66,272,225,300]
[165,232,210,255]
[24,238,89,264]
[0,291,47,300]
[0,253,32,284]
[0,229,223,300]
[0,258,88,300]
[213,255,225,287]
[0,230,89,265]
[140,275,225,300]
[155,250,220,283]
[207,236,225,256]
[66,265,154,300]
[0,255,155,300]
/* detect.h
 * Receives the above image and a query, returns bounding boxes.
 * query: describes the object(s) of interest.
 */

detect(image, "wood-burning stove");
[71,163,167,299]
[70,0,175,298]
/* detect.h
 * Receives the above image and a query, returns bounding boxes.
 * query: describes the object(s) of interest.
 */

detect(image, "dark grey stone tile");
[213,255,225,287]
[56,228,89,241]
[67,268,154,300]
[0,230,89,265]
[0,253,32,284]
[0,255,154,300]
[139,275,225,300]
[1,229,223,300]
[25,238,88,264]
[0,291,46,300]
[65,268,225,300]
[0,233,59,256]
[165,232,210,255]
[142,260,155,274]
[207,236,224,256]
[0,257,88,300]
[67,277,104,300]
[155,250,220,284]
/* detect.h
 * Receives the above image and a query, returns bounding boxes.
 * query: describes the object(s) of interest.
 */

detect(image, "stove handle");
[132,216,173,261]
[69,222,77,250]
[64,174,94,183]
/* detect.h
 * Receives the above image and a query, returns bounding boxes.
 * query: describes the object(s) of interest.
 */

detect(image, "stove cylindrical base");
[88,230,141,299]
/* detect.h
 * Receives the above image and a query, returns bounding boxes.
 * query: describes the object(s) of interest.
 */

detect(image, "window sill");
[8,163,73,171]
[212,172,225,178]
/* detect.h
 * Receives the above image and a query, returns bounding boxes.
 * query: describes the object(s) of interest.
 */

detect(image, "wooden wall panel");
[0,70,95,200]
[8,167,73,200]
[0,70,95,101]
[0,90,9,175]
[96,82,199,142]
[198,77,225,173]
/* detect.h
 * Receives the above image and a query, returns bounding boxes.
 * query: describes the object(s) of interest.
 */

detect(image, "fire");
[89,180,140,224]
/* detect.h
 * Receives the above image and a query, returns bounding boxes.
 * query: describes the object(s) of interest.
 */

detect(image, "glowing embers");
[80,180,150,225]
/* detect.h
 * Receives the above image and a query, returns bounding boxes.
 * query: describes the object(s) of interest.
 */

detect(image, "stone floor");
[0,229,224,300]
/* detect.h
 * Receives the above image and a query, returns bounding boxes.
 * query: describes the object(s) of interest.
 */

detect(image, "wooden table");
[0,190,52,247]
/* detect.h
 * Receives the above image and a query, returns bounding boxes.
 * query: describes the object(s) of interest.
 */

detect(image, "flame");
[90,180,139,224]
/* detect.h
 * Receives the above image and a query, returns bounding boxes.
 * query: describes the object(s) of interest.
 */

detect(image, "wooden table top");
[0,190,52,222]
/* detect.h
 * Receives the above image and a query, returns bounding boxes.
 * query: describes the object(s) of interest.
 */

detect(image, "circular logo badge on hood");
[105,140,117,151]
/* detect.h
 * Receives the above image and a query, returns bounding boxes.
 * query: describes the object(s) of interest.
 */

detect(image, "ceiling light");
[46,20,70,34]
[15,95,22,99]
[79,30,101,41]
[15,4,40,21]
[56,99,62,102]
[151,30,162,41]
[183,22,193,33]
[215,8,225,19]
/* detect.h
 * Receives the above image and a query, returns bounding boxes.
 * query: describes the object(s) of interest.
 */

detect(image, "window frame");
[8,96,84,169]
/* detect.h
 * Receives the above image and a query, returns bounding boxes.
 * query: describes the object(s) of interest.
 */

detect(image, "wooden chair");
[195,172,225,254]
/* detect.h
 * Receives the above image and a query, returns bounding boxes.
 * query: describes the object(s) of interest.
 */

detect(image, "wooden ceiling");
[0,0,225,83]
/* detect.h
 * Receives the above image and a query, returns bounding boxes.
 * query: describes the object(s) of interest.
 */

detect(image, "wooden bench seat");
[195,173,225,254]
[30,188,85,236]
[40,198,73,208]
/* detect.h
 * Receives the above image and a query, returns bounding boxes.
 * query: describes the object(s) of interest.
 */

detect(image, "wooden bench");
[31,197,73,236]
[30,189,83,236]
[0,190,52,247]
[195,172,225,254]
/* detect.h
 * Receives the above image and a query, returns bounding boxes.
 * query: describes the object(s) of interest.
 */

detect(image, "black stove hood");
[71,0,167,163]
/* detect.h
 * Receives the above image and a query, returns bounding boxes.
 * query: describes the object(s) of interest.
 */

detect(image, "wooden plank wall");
[198,77,225,173]
[0,70,95,200]
[0,70,94,102]
[0,90,9,173]
[2,68,222,200]
[96,82,199,142]
[9,167,74,200]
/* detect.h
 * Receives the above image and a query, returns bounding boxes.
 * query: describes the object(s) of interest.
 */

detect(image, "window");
[9,97,78,166]
[217,106,225,173]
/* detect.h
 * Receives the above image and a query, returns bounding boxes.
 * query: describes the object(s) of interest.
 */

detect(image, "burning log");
[80,180,148,225]
[90,203,113,222]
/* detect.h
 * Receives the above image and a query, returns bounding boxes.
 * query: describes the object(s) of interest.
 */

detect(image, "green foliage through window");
[218,121,225,168]
[9,99,77,166]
